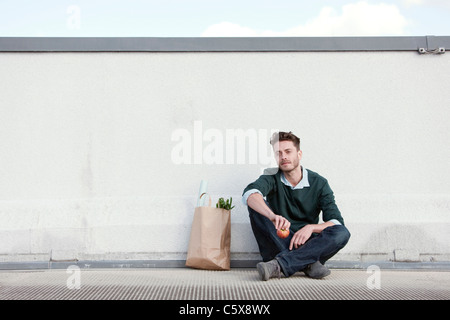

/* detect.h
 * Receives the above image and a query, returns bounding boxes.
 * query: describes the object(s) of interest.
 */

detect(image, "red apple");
[277,228,290,239]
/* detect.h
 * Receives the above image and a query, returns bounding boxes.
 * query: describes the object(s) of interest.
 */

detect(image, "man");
[242,131,350,281]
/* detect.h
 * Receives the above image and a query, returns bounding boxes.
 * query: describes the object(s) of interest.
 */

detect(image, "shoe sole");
[306,268,331,279]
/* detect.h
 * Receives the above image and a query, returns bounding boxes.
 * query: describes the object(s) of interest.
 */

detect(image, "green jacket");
[242,167,344,232]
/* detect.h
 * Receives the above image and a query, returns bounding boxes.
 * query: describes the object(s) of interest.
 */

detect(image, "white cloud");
[402,0,450,8]
[202,1,409,37]
[402,0,423,6]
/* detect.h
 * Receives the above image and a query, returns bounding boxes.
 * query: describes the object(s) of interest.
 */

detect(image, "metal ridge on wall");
[0,36,449,52]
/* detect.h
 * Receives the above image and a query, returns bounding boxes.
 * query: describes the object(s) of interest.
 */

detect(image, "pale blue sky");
[0,0,449,37]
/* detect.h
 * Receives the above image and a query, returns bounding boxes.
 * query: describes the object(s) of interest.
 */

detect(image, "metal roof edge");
[0,36,449,52]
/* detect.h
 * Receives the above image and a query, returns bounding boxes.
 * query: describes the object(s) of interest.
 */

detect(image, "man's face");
[273,140,302,172]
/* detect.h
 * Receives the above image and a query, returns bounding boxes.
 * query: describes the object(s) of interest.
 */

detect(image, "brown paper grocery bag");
[185,193,231,270]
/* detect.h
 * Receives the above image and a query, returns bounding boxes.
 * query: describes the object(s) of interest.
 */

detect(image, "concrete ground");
[1,267,449,300]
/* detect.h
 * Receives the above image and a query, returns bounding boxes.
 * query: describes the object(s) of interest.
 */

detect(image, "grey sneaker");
[256,259,281,281]
[304,261,331,279]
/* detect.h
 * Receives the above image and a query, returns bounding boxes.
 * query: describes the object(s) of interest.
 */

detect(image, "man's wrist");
[303,222,330,234]
[268,212,278,222]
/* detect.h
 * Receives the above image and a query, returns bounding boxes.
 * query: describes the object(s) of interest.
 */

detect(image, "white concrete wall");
[1,51,449,263]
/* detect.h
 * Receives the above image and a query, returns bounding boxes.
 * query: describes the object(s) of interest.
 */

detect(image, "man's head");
[270,131,302,172]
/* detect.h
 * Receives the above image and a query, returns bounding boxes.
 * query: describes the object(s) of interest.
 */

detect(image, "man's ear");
[298,150,303,161]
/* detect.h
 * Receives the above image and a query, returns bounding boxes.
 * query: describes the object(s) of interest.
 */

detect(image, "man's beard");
[279,158,300,173]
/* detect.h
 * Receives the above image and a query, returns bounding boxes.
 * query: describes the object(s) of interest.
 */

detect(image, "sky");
[0,0,449,37]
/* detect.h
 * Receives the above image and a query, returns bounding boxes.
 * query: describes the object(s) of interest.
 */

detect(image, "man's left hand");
[289,224,314,250]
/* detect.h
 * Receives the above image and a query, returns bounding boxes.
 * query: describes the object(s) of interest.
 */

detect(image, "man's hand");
[270,214,290,231]
[289,221,335,250]
[246,193,291,234]
[289,224,314,250]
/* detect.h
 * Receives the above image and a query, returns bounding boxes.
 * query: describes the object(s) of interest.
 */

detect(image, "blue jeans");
[249,204,350,277]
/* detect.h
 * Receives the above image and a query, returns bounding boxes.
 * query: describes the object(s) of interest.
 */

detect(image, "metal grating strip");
[1,269,449,300]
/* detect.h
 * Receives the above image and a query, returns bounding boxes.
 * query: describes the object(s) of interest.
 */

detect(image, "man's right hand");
[247,193,291,231]
[270,214,291,231]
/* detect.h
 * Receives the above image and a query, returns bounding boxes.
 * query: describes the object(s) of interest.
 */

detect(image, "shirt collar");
[280,166,310,190]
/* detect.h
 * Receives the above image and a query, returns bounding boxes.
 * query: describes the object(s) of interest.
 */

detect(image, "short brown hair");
[270,131,300,150]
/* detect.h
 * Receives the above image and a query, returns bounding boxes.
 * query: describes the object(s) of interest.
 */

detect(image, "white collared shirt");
[242,166,309,204]
[280,166,310,190]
